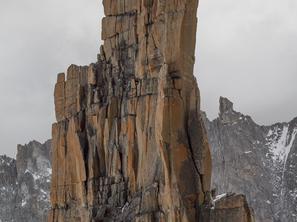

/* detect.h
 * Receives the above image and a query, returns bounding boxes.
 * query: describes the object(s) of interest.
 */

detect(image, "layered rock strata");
[0,140,51,222]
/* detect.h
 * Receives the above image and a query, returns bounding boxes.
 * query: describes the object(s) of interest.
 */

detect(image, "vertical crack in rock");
[48,1,254,222]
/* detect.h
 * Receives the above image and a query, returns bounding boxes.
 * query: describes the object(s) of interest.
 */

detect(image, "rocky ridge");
[48,0,253,222]
[204,97,297,222]
[0,155,16,222]
[0,140,51,222]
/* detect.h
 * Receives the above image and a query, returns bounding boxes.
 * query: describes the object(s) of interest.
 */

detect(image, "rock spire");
[48,1,253,222]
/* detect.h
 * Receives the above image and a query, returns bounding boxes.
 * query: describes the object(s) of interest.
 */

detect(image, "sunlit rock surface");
[47,0,255,221]
[49,0,212,221]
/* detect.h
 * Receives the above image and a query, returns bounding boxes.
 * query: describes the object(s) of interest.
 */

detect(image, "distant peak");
[219,97,234,114]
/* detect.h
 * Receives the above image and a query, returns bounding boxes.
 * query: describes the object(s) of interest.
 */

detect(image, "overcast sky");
[0,0,296,157]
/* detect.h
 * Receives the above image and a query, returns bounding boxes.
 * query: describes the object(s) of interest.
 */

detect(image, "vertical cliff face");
[49,0,212,221]
[49,1,255,222]
[204,97,297,222]
[0,140,51,222]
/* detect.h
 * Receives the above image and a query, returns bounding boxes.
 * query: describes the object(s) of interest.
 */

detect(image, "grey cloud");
[0,0,296,157]
[197,0,297,124]
[0,0,101,157]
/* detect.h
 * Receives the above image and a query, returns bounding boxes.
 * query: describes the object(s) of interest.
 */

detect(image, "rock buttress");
[202,194,255,222]
[49,0,212,221]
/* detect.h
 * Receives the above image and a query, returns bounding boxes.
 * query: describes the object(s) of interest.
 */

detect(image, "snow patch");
[21,199,27,207]
[266,200,271,204]
[213,193,227,202]
[266,125,297,163]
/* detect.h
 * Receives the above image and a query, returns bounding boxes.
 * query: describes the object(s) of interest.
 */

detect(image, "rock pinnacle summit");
[48,1,254,221]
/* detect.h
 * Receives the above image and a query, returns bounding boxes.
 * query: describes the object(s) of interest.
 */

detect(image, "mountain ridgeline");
[3,96,297,221]
[204,97,297,222]
[0,140,51,222]
[3,0,294,221]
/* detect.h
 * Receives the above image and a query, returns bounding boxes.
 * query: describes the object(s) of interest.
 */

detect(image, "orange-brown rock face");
[202,194,255,222]
[48,1,253,222]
